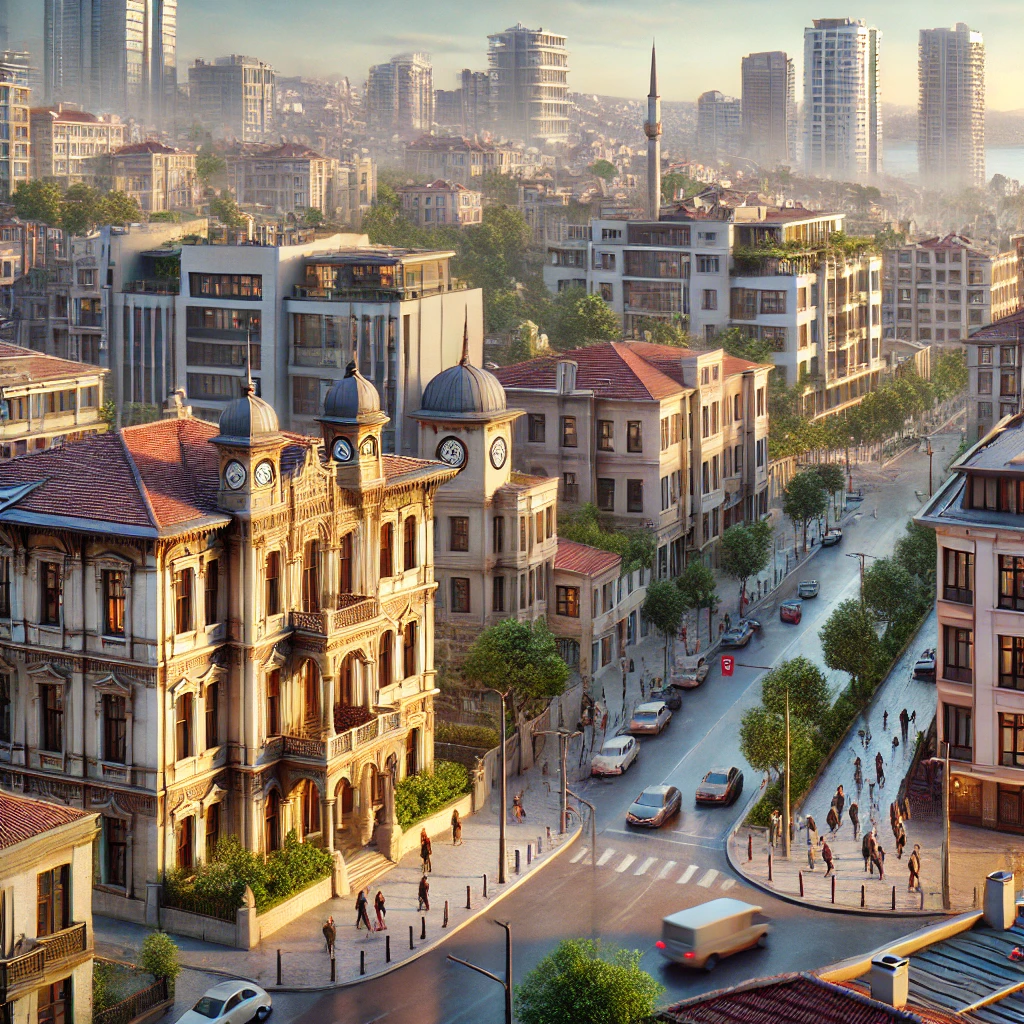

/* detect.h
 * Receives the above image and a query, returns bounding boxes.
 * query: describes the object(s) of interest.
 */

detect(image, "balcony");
[281,710,404,763]
[290,281,465,303]
[292,346,347,369]
[290,595,378,635]
[0,922,88,1002]
[123,278,180,295]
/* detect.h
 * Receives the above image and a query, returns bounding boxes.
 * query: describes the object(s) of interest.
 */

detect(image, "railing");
[289,596,378,635]
[283,735,326,760]
[161,890,238,923]
[292,346,347,368]
[123,278,180,295]
[285,710,404,762]
[0,922,87,1001]
[76,312,103,327]
[290,282,465,302]
[94,977,169,1024]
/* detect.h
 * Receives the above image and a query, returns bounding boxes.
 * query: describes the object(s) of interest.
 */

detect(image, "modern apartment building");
[916,413,1024,834]
[110,141,199,213]
[918,24,985,188]
[404,135,524,185]
[488,23,570,146]
[0,65,29,199]
[696,91,741,165]
[397,180,483,228]
[366,53,433,134]
[30,105,126,187]
[803,18,883,179]
[494,343,772,572]
[188,55,276,142]
[963,308,1024,442]
[741,51,796,167]
[0,375,457,917]
[883,234,1018,351]
[227,144,342,218]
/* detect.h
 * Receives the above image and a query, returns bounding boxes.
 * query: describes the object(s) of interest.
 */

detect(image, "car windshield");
[600,742,626,755]
[634,712,657,721]
[192,998,225,1019]
[705,773,729,785]
[637,791,665,806]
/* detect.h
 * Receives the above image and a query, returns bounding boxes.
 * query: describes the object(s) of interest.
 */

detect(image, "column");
[323,675,335,736]
[324,798,336,852]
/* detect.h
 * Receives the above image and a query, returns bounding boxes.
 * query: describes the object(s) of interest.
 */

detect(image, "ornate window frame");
[93,673,134,767]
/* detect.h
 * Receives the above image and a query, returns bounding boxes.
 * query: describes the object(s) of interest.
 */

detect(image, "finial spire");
[459,308,470,365]
[650,40,658,97]
[243,327,254,394]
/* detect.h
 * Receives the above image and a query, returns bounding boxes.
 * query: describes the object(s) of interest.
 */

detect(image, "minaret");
[644,42,662,220]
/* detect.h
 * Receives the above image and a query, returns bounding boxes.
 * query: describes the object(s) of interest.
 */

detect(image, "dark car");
[780,599,803,624]
[626,785,682,828]
[913,648,936,680]
[821,529,843,547]
[649,687,682,711]
[721,621,755,648]
[797,580,820,599]
[695,766,744,806]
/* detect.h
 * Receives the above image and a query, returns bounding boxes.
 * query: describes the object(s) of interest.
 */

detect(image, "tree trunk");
[802,519,809,553]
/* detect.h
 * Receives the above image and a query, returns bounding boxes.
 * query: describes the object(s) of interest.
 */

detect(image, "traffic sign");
[721,655,735,676]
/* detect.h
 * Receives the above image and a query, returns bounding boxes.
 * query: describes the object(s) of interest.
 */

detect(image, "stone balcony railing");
[289,595,379,636]
[281,710,403,764]
[0,922,88,1003]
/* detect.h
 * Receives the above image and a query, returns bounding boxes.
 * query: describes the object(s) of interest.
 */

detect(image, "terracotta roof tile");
[114,140,180,156]
[0,791,92,850]
[555,538,621,577]
[967,307,1024,342]
[0,341,107,388]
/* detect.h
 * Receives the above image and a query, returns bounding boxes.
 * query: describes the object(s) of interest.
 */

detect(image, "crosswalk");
[568,846,736,893]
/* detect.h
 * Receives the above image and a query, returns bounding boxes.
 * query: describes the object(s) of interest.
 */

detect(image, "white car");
[176,981,272,1024]
[590,735,639,776]
[629,701,673,735]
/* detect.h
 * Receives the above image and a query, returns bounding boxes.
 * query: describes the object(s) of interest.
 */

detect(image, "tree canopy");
[893,521,937,588]
[782,471,829,551]
[12,180,63,225]
[12,180,141,234]
[558,503,655,575]
[588,159,617,182]
[819,598,883,701]
[209,194,247,228]
[863,557,917,626]
[642,579,686,678]
[719,520,772,604]
[760,657,831,727]
[675,560,720,635]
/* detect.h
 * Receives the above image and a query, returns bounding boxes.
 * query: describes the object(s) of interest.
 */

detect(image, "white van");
[656,898,769,970]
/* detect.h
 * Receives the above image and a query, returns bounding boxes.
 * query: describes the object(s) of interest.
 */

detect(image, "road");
[292,435,956,1024]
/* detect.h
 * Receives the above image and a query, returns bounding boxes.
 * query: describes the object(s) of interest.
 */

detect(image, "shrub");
[138,931,180,984]
[435,721,499,749]
[395,760,470,828]
[93,960,117,1012]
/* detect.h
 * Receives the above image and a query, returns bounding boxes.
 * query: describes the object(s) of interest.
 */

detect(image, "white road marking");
[721,879,736,891]
[570,847,590,864]
[697,869,719,888]
[616,854,637,873]
[678,864,699,884]
[656,860,677,880]
[635,857,657,876]
[597,848,616,867]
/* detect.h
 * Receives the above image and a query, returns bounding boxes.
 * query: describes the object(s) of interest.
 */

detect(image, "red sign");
[721,655,735,677]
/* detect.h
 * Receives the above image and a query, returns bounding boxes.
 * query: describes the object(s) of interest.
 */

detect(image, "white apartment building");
[366,53,433,134]
[963,308,1024,442]
[696,90,741,165]
[29,105,126,187]
[188,55,276,142]
[227,144,342,218]
[803,18,882,179]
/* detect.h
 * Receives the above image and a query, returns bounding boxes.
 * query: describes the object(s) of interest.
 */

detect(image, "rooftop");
[406,134,512,154]
[0,341,107,390]
[0,791,93,850]
[397,179,478,194]
[114,140,181,156]
[554,539,621,577]
[966,307,1024,343]
[910,233,1003,258]
[304,246,457,266]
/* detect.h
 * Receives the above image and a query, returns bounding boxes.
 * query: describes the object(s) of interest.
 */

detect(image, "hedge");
[395,760,470,829]
[435,721,499,749]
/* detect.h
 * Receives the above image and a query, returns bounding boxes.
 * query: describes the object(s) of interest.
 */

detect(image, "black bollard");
[891,886,896,911]
[359,951,364,977]
[466,884,472,909]
[276,949,282,986]
[386,934,391,963]
[515,848,521,874]
[747,833,753,861]
[482,874,487,898]
[421,915,426,940]
[831,875,836,904]
[527,843,533,865]
[921,888,925,911]
[409,925,414,950]
[768,852,773,882]
[444,899,449,927]
[537,834,543,854]
[861,884,866,908]
[331,954,336,983]
[799,870,804,897]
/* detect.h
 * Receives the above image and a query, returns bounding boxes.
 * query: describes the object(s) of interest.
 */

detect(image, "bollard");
[747,833,753,862]
[466,884,472,909]
[547,825,552,843]
[409,925,415,950]
[386,935,391,963]
[331,955,336,983]
[359,951,364,977]
[421,915,426,940]
[891,885,897,911]
[515,848,521,874]
[831,875,836,904]
[799,870,804,897]
[861,884,866,908]
[482,874,487,898]
[921,888,925,911]
[537,834,543,854]
[276,949,282,986]
[527,843,533,865]
[443,899,449,928]
[974,886,978,909]
[768,852,773,882]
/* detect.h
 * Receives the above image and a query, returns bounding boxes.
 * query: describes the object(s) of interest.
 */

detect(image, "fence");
[94,978,170,1024]
[160,889,237,923]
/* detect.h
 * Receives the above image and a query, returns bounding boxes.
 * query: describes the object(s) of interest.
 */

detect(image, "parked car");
[626,784,682,828]
[721,621,756,648]
[695,766,745,806]
[590,735,639,776]
[629,701,672,735]
[176,982,272,1024]
[656,898,770,970]
[780,599,803,624]
[742,617,762,633]
[846,489,864,503]
[649,686,682,711]
[671,654,710,689]
[913,648,937,680]
[797,580,820,599]
[821,528,843,547]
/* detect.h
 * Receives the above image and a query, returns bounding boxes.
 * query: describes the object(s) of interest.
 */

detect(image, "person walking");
[374,891,387,931]
[417,874,430,912]
[322,915,336,955]
[853,756,863,790]
[420,828,432,872]
[821,838,835,879]
[826,804,840,836]
[895,819,907,860]
[806,815,819,870]
[872,841,886,881]
[451,808,463,846]
[833,785,846,819]
[863,828,877,873]
[900,708,910,745]
[355,889,372,931]
[767,809,778,849]
[875,751,885,788]
[883,710,889,731]
[849,801,860,840]
[908,844,922,892]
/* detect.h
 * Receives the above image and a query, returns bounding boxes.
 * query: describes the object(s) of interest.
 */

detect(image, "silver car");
[176,981,272,1024]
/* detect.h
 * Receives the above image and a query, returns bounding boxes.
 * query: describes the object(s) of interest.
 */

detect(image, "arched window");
[302,783,321,836]
[403,516,417,571]
[302,540,321,612]
[264,790,280,852]
[379,631,394,688]
[379,523,394,578]
[339,533,353,594]
[403,621,417,678]
[302,660,320,726]
[339,653,356,707]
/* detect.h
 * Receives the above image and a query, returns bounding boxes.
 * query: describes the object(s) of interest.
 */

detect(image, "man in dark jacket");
[355,889,372,931]
[849,801,860,840]
[832,785,845,819]
[908,844,922,892]
[863,829,875,872]
[322,916,336,955]
[418,874,430,911]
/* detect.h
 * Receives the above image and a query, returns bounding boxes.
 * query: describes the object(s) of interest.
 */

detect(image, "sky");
[9,0,1023,111]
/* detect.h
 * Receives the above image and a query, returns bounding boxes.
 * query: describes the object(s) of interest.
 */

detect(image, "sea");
[883,141,1024,185]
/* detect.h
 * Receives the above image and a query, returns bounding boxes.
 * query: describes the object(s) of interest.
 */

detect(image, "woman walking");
[806,815,819,870]
[849,801,860,840]
[451,808,463,846]
[374,890,387,931]
[420,828,432,872]
[825,804,840,836]
[417,874,430,912]
[821,838,835,879]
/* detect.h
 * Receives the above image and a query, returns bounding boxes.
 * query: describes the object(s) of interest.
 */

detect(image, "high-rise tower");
[742,51,796,167]
[644,43,662,220]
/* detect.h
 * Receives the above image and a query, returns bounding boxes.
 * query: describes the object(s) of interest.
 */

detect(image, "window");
[41,561,61,625]
[0,556,9,617]
[379,631,394,686]
[402,621,417,678]
[697,255,719,273]
[105,816,127,887]
[379,523,394,577]
[1000,555,1024,610]
[1001,713,1024,767]
[980,347,993,365]
[627,479,644,513]
[103,694,127,763]
[942,625,972,684]
[265,551,281,615]
[176,817,194,869]
[302,540,320,610]
[266,670,280,736]
[301,783,320,836]
[205,683,220,748]
[0,673,9,743]
[175,693,193,760]
[451,578,470,614]
[556,586,580,617]
[204,560,219,626]
[701,289,717,310]
[760,290,787,314]
[527,414,546,443]
[205,803,220,863]
[563,473,578,502]
[492,516,505,553]
[174,568,194,633]
[264,790,280,852]
[189,272,262,299]
[627,421,642,452]
[41,685,63,752]
[978,402,993,420]
[734,394,742,421]
[520,517,527,551]
[401,517,418,572]
[978,370,993,394]
[36,865,69,937]
[450,516,469,552]
[561,416,577,447]
[943,549,974,604]
[103,570,126,637]
[597,478,615,511]
[492,576,505,613]
[38,979,72,1024]
[942,703,971,762]
[1002,372,1018,397]
[597,420,614,451]
[546,506,554,539]
[601,635,612,666]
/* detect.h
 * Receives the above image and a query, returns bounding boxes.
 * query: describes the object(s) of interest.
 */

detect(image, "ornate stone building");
[0,367,456,921]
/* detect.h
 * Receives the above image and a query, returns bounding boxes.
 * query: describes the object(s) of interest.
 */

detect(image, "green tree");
[196,147,227,188]
[542,285,620,349]
[463,618,569,721]
[60,183,101,235]
[712,326,774,365]
[557,503,655,574]
[139,931,181,991]
[894,520,937,588]
[813,463,846,527]
[641,579,686,679]
[588,159,617,181]
[209,194,246,228]
[515,939,663,1024]
[863,557,917,628]
[675,560,719,638]
[478,171,519,204]
[631,316,692,346]
[96,190,142,226]
[739,706,817,778]
[819,598,884,701]
[931,350,968,402]
[783,470,829,553]
[661,172,703,203]
[719,519,772,607]
[760,657,831,728]
[303,207,324,226]
[12,180,64,225]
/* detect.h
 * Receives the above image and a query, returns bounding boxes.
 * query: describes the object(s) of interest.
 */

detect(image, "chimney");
[984,870,1015,930]
[556,360,578,394]
[870,954,909,1009]
[162,388,192,419]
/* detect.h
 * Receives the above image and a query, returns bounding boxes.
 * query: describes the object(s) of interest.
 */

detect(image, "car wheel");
[704,954,719,971]
[757,934,768,949]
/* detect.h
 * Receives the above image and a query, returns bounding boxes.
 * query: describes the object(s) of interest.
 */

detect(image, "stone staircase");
[343,847,395,895]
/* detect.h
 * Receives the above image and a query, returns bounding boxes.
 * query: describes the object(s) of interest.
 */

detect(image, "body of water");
[883,141,1024,184]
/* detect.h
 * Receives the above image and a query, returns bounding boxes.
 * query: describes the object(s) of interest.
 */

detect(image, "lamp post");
[536,729,581,834]
[783,689,791,859]
[487,687,512,884]
[448,920,513,1024]
[927,439,934,496]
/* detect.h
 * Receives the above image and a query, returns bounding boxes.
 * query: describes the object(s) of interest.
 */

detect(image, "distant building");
[397,180,482,228]
[228,144,341,217]
[433,89,462,130]
[741,51,796,167]
[111,141,199,213]
[488,24,570,146]
[188,55,276,142]
[30,104,126,187]
[459,69,492,135]
[963,308,1024,441]
[366,53,433,134]
[404,135,523,185]
[803,18,882,179]
[918,24,985,188]
[0,64,29,198]
[696,91,741,164]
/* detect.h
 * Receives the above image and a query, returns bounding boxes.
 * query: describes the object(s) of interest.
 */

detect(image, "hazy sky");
[10,0,1022,111]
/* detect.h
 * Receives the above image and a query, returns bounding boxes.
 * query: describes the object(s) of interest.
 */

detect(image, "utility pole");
[536,728,581,834]
[488,688,511,884]
[448,920,513,1024]
[783,688,791,859]
[927,438,934,496]
[942,740,951,911]
[846,551,873,602]
[567,787,597,868]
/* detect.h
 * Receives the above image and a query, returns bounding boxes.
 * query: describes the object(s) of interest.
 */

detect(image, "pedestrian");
[862,830,874,872]
[875,751,885,787]
[910,709,917,728]
[420,828,432,872]
[892,735,900,756]
[512,793,526,823]
[849,801,860,840]
[374,891,387,931]
[806,815,818,870]
[821,838,835,878]
[620,656,628,703]
[853,756,863,789]
[900,708,910,744]
[833,784,845,819]
[895,819,907,860]
[883,709,889,731]
[417,874,430,912]
[355,888,372,931]
[724,612,732,631]
[640,657,648,699]
[768,808,779,849]
[322,915,336,955]
[826,805,840,836]
[451,807,463,846]
[908,844,922,892]
[872,841,886,881]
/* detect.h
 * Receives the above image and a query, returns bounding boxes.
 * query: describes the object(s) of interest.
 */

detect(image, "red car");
[780,599,803,624]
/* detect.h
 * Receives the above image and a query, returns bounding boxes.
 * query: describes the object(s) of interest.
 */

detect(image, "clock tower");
[318,362,387,490]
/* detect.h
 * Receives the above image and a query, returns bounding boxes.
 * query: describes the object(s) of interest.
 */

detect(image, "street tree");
[61,183,101,235]
[819,599,884,702]
[894,520,937,587]
[719,519,772,608]
[740,706,786,777]
[195,148,227,188]
[516,938,663,1024]
[96,190,142,226]
[931,351,968,402]
[542,286,620,349]
[209,195,246,228]
[478,171,519,204]
[783,471,829,552]
[863,557,917,628]
[641,579,686,680]
[760,657,831,729]
[813,463,846,528]
[588,159,617,181]
[11,180,63,225]
[675,561,720,639]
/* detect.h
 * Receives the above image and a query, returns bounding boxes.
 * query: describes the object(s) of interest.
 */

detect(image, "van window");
[665,923,694,945]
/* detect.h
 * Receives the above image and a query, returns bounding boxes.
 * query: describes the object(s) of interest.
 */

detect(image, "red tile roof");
[114,140,180,156]
[0,791,92,850]
[249,143,325,161]
[555,538,621,577]
[966,307,1024,342]
[0,340,107,388]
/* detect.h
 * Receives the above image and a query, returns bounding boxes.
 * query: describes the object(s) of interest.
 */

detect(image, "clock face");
[224,460,247,490]
[254,460,274,487]
[360,436,377,457]
[332,436,354,463]
[489,436,508,470]
[437,436,467,469]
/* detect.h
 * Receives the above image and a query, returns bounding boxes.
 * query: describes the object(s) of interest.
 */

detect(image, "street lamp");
[487,687,512,884]
[536,729,581,835]
[447,920,513,1024]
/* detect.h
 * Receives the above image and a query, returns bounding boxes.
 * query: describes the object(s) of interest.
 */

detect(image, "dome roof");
[322,362,381,422]
[421,354,506,418]
[216,380,280,444]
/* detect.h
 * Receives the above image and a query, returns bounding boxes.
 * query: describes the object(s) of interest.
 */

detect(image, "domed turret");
[419,326,506,420]
[322,362,381,423]
[215,379,280,446]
